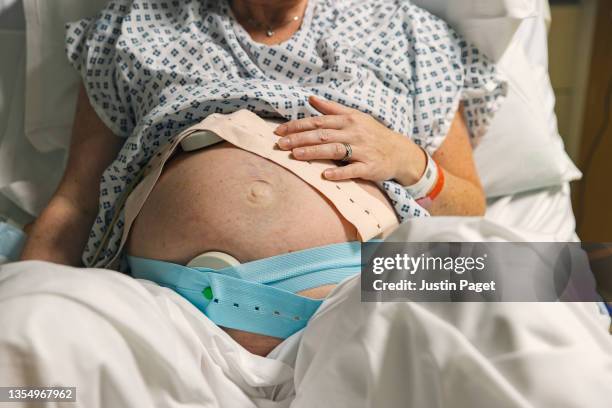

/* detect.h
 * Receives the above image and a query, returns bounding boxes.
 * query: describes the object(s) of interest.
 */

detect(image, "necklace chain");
[232,1,306,37]
[248,15,301,37]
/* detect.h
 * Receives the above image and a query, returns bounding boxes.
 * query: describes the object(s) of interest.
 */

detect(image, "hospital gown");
[65,0,507,267]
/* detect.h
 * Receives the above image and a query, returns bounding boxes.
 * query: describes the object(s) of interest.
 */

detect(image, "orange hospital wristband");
[415,161,445,208]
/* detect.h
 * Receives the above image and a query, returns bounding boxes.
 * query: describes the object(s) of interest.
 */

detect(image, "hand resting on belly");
[126,142,395,355]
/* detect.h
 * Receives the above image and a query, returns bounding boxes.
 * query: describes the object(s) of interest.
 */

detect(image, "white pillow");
[473,12,581,197]
[22,0,579,197]
[412,0,538,61]
[23,0,108,152]
[0,29,65,218]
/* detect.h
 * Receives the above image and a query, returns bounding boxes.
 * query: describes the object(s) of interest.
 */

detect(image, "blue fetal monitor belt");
[128,242,364,339]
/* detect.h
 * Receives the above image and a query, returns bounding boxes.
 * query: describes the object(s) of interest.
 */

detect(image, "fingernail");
[294,148,305,156]
[324,169,333,178]
[277,137,291,149]
[275,124,287,134]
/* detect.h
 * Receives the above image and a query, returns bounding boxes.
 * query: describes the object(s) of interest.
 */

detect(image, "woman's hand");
[274,95,426,185]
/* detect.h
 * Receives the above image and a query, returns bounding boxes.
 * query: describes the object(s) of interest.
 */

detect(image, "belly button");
[246,180,276,206]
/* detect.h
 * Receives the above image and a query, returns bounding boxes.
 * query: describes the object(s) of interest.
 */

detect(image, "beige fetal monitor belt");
[104,109,399,268]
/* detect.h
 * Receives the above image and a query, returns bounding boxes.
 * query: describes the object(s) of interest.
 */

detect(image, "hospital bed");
[0,1,610,407]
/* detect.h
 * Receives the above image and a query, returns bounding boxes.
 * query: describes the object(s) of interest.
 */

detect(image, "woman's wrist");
[392,136,428,186]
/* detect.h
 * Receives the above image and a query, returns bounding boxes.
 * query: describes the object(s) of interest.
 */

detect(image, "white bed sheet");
[0,215,609,408]
[485,182,579,242]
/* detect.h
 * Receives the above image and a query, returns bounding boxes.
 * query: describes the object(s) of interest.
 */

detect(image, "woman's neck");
[230,0,309,44]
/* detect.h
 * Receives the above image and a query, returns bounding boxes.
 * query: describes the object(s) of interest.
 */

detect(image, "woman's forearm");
[20,194,97,266]
[426,168,486,216]
[19,84,124,266]
[393,130,486,217]
[392,105,485,217]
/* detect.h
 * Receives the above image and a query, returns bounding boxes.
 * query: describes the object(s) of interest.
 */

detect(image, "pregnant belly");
[127,142,394,355]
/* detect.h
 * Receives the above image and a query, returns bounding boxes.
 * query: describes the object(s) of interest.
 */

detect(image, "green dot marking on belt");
[202,286,213,300]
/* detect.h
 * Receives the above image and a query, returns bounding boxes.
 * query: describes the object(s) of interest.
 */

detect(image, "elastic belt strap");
[104,110,398,268]
[128,241,363,338]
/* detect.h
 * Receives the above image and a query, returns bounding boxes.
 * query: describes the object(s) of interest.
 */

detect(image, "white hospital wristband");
[402,148,438,200]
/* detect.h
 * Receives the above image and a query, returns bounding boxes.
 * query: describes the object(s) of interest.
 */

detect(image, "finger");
[275,114,347,136]
[308,95,355,116]
[277,128,348,150]
[323,163,369,181]
[292,143,354,161]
